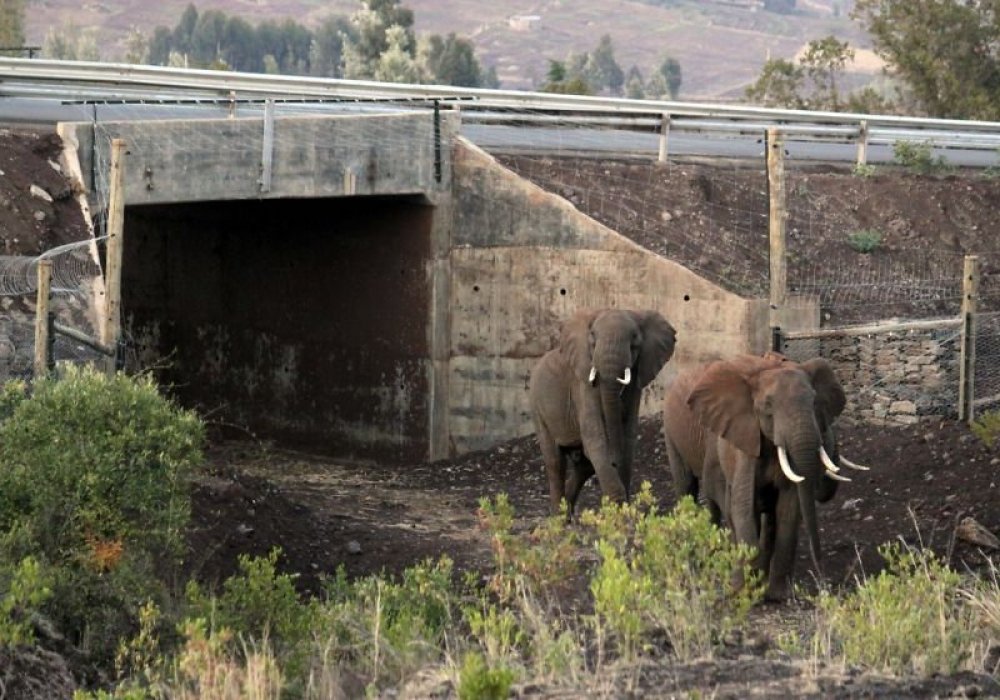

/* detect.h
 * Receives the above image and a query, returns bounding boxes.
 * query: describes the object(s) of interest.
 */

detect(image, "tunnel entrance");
[123,195,433,464]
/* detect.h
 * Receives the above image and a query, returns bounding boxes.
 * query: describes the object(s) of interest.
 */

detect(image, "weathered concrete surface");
[69,111,455,207]
[447,140,780,454]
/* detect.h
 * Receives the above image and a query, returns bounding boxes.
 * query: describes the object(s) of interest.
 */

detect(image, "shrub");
[457,651,515,700]
[318,556,458,687]
[812,543,973,675]
[847,228,883,253]
[971,410,1000,448]
[477,494,579,600]
[582,489,762,661]
[185,548,315,678]
[0,556,53,647]
[0,367,204,663]
[892,140,949,174]
[852,162,877,178]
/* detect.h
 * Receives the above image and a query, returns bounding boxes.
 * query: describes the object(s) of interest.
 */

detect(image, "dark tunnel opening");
[123,194,434,464]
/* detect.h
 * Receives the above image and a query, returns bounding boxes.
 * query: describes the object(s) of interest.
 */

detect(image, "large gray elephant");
[530,308,677,517]
[662,352,869,601]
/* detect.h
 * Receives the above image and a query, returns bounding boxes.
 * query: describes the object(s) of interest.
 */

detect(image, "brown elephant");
[662,352,869,601]
[530,308,677,517]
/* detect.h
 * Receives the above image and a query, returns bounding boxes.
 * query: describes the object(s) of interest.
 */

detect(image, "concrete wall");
[445,140,772,454]
[70,112,455,207]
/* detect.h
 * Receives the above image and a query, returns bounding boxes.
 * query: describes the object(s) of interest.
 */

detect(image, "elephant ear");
[687,360,761,457]
[631,310,677,387]
[800,357,847,424]
[558,309,601,383]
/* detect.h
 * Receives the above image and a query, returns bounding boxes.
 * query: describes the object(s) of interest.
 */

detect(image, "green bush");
[971,410,1000,448]
[893,140,949,174]
[813,543,973,675]
[457,651,515,700]
[318,556,458,686]
[0,556,53,647]
[185,548,315,678]
[0,367,204,662]
[852,162,877,178]
[847,228,883,253]
[583,489,762,661]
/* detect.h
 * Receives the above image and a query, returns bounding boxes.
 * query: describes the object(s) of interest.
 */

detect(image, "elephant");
[529,308,677,517]
[661,352,870,601]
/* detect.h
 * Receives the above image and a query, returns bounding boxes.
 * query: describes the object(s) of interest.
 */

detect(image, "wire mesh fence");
[973,312,1000,417]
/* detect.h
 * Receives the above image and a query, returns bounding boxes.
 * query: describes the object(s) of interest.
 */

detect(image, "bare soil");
[3,132,1000,696]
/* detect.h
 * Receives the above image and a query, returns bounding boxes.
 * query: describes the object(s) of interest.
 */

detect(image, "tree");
[585,34,624,95]
[310,16,354,78]
[43,23,101,61]
[800,35,854,110]
[625,65,645,99]
[375,25,421,83]
[853,0,1000,119]
[343,0,416,79]
[541,59,592,95]
[124,26,149,64]
[0,0,25,50]
[421,33,482,86]
[744,58,806,108]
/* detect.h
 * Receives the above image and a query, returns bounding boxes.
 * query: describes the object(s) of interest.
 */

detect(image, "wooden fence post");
[767,128,787,335]
[102,138,126,374]
[33,258,52,378]
[657,113,671,164]
[959,254,980,422]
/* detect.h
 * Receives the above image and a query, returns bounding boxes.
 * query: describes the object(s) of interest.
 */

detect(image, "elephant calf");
[529,308,676,517]
[662,352,870,601]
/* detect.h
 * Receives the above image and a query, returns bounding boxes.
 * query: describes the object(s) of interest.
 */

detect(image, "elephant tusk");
[616,367,631,386]
[840,455,871,471]
[825,470,852,482]
[589,366,598,385]
[777,446,805,483]
[819,446,840,472]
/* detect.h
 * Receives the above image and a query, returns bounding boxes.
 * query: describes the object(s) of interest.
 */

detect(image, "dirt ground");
[4,132,1000,695]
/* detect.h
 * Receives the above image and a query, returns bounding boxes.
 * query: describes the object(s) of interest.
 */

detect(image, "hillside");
[24,0,878,99]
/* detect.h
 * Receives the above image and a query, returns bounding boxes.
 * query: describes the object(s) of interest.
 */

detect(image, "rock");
[956,517,1000,550]
[236,523,255,535]
[841,497,863,511]
[0,645,77,699]
[29,184,53,202]
[347,540,362,555]
[33,211,45,222]
[48,159,62,173]
[660,210,673,222]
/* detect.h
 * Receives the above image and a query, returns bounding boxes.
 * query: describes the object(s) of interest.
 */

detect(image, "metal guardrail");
[3,57,1000,156]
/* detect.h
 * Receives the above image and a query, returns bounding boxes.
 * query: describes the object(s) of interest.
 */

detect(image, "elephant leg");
[579,432,626,504]
[757,511,776,574]
[564,449,596,516]
[537,424,568,515]
[766,487,802,602]
[664,436,698,503]
[727,463,759,550]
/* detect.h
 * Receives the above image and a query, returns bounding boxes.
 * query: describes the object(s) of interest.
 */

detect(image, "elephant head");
[686,354,846,580]
[558,308,676,498]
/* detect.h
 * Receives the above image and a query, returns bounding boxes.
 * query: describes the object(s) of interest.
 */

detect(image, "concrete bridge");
[57,108,788,464]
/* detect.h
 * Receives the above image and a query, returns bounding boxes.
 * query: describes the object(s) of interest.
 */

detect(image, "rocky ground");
[2,132,1000,696]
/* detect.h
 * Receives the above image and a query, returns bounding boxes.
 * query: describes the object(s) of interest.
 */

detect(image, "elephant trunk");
[599,381,625,471]
[788,436,824,579]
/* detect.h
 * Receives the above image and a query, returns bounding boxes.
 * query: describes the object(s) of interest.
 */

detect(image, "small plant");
[852,162,877,178]
[457,651,515,700]
[893,140,949,174]
[847,228,883,253]
[971,410,1000,448]
[812,542,973,675]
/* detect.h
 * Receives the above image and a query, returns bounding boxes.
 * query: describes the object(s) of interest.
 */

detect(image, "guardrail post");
[856,119,869,167]
[657,113,671,164]
[959,254,980,423]
[767,128,787,334]
[34,259,53,378]
[102,139,126,375]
